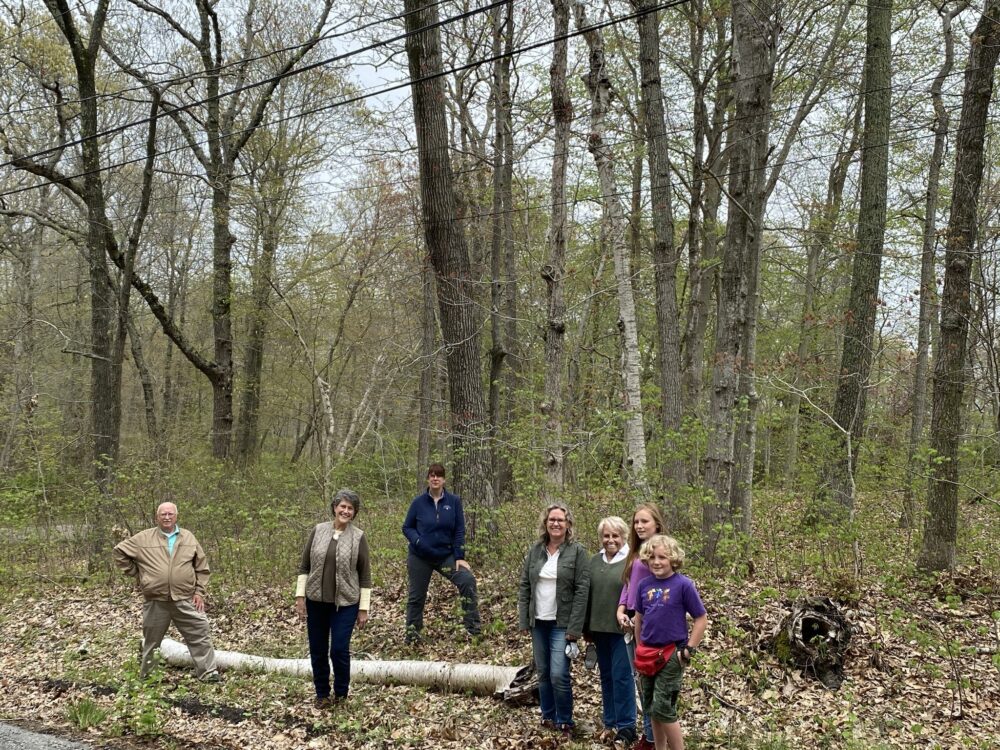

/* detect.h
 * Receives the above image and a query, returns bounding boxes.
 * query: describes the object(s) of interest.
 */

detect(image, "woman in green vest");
[295,489,372,706]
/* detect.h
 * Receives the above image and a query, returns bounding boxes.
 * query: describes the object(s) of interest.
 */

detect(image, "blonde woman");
[517,502,591,736]
[586,516,637,744]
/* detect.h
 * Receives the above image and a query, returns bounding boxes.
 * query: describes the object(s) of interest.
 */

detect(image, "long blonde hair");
[622,503,666,584]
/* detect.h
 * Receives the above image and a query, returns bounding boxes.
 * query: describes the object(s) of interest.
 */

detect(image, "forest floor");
[1,492,998,749]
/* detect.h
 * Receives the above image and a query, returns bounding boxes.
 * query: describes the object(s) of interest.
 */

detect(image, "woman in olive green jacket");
[517,502,590,734]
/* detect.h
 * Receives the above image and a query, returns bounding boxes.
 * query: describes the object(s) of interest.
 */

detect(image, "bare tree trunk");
[541,0,573,499]
[920,0,1000,570]
[820,0,892,515]
[488,0,516,504]
[405,0,495,512]
[902,2,966,527]
[702,0,776,561]
[681,8,730,458]
[633,0,684,495]
[416,254,437,491]
[576,2,648,488]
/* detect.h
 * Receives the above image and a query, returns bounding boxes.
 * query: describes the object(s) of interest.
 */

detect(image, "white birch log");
[159,638,533,700]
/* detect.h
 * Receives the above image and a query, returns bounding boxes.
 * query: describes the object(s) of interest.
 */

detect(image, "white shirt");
[600,543,629,565]
[534,547,561,620]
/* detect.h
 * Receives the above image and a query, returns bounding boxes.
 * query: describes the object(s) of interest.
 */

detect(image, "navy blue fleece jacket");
[402,489,467,562]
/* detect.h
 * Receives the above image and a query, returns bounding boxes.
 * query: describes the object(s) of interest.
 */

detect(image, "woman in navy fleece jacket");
[402,463,481,641]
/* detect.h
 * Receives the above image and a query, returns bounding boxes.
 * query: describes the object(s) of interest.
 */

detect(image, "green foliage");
[110,658,170,737]
[65,697,109,730]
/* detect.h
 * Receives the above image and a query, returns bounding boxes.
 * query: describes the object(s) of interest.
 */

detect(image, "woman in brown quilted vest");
[295,489,372,706]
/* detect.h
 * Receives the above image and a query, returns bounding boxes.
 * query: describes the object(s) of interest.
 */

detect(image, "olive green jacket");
[517,540,591,639]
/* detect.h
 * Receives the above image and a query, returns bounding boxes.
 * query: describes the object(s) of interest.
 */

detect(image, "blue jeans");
[306,599,359,699]
[532,620,573,726]
[593,631,637,733]
[626,637,654,741]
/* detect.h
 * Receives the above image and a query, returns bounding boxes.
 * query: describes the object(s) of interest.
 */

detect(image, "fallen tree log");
[160,638,536,702]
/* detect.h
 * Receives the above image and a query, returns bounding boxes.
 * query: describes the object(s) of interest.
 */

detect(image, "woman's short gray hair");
[597,515,628,543]
[331,488,361,515]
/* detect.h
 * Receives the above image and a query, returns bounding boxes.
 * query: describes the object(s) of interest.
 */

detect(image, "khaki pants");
[141,599,217,678]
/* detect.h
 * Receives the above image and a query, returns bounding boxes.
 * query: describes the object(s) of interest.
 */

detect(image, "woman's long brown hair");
[621,503,666,585]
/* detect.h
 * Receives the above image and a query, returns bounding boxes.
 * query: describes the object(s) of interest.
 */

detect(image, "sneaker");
[200,671,222,683]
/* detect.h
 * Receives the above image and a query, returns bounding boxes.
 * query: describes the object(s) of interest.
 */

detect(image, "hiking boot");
[200,671,222,683]
[314,696,331,709]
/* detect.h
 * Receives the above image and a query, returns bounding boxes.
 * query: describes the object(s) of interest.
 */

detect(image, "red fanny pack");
[633,642,676,676]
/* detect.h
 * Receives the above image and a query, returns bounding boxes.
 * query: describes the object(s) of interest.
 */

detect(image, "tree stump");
[765,597,852,689]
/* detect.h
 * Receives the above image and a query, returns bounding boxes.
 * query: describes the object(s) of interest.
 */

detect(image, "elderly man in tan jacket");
[113,502,220,681]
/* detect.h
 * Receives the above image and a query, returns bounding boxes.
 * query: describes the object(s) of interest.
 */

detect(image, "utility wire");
[2,0,456,117]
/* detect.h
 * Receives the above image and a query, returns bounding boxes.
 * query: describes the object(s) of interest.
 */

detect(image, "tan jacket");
[113,527,210,601]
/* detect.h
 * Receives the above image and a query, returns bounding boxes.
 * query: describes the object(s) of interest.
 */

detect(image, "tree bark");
[541,0,573,499]
[39,0,119,488]
[488,0,516,504]
[576,2,648,488]
[820,0,892,515]
[416,254,438,492]
[919,0,1000,570]
[702,0,776,560]
[633,0,684,494]
[902,2,966,527]
[405,0,496,512]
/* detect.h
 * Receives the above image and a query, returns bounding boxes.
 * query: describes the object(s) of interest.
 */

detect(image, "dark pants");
[405,552,480,635]
[305,599,359,699]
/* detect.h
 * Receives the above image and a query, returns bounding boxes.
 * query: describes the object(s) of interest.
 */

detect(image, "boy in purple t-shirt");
[633,535,708,750]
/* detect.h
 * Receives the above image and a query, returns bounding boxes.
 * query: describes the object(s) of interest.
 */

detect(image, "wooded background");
[2,0,999,575]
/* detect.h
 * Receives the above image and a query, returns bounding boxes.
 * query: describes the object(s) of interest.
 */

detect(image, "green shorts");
[639,650,684,723]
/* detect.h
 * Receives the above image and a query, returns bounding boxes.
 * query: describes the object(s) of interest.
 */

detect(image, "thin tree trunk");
[541,0,572,499]
[902,2,966,527]
[920,0,1000,570]
[681,10,730,436]
[576,2,648,488]
[634,0,684,496]
[127,318,159,450]
[235,217,279,467]
[488,0,515,504]
[702,0,776,561]
[820,0,892,515]
[416,254,437,491]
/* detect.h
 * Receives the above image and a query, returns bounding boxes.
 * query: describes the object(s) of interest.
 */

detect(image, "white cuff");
[359,588,371,611]
[295,574,307,598]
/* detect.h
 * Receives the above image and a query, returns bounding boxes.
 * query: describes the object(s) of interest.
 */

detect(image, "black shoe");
[404,629,422,645]
[615,727,637,745]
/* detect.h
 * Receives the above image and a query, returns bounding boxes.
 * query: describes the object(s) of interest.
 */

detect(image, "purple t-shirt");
[618,559,652,611]
[635,572,706,647]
